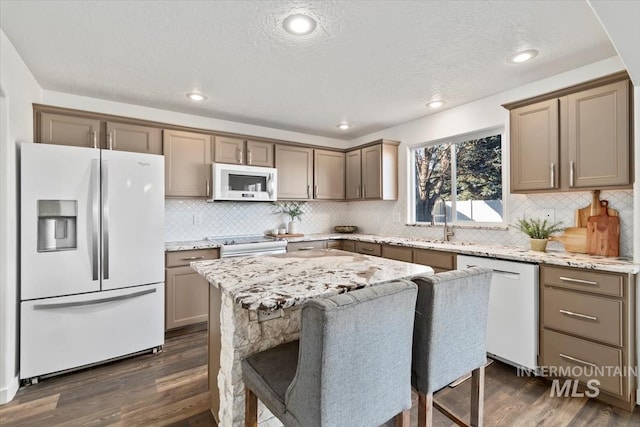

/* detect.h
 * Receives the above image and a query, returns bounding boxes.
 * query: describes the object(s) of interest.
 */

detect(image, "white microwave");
[208,163,277,202]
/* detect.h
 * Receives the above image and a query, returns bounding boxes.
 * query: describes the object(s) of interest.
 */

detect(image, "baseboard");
[0,375,19,404]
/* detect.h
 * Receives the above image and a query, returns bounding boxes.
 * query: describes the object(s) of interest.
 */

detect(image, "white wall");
[42,91,348,150]
[0,29,42,404]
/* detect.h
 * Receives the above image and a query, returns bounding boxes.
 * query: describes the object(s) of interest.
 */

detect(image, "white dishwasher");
[457,255,539,371]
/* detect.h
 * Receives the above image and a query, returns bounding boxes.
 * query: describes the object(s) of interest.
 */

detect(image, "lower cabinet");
[411,247,456,272]
[539,265,636,409]
[355,242,381,256]
[165,249,219,330]
[287,240,343,251]
[342,241,356,252]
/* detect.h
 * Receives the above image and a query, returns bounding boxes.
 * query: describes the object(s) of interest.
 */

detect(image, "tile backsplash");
[165,189,634,257]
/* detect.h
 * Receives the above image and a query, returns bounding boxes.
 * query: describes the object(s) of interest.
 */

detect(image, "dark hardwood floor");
[1,327,639,426]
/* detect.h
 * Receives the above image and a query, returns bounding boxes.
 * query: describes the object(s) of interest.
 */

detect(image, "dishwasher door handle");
[465,264,520,280]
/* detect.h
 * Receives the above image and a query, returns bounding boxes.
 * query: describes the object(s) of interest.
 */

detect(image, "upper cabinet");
[346,139,399,200]
[275,145,313,200]
[164,129,214,198]
[214,136,274,167]
[506,74,631,193]
[313,150,345,200]
[563,80,629,189]
[37,110,162,154]
[39,112,101,148]
[510,99,560,192]
[105,121,162,155]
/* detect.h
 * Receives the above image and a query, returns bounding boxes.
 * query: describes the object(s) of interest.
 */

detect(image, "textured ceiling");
[0,1,616,140]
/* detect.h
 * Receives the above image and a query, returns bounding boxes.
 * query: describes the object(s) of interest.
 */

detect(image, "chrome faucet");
[430,196,455,242]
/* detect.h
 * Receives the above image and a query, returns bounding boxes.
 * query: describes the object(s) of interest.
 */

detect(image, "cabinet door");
[345,150,362,200]
[275,145,313,200]
[314,150,345,199]
[510,99,559,192]
[214,136,244,165]
[164,129,213,197]
[246,140,274,167]
[39,113,100,148]
[565,80,630,188]
[106,121,162,154]
[165,266,209,330]
[361,145,382,199]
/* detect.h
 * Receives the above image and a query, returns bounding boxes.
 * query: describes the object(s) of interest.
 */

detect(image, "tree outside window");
[413,133,503,224]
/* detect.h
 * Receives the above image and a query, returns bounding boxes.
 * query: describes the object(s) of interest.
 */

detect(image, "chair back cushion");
[285,280,418,427]
[411,267,492,393]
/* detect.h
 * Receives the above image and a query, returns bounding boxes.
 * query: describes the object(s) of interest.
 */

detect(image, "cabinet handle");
[90,129,97,149]
[239,148,243,164]
[362,185,366,198]
[108,132,113,150]
[314,184,318,198]
[181,256,205,260]
[297,247,314,251]
[247,149,252,165]
[549,162,555,188]
[558,353,597,368]
[361,247,374,252]
[307,185,310,198]
[206,179,210,197]
[559,276,597,286]
[356,186,360,198]
[559,309,597,321]
[569,161,575,187]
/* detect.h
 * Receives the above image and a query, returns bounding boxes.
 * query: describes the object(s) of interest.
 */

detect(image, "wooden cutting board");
[575,190,618,227]
[586,200,620,257]
[549,227,587,253]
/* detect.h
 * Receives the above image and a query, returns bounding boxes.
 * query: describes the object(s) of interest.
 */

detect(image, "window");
[411,130,504,224]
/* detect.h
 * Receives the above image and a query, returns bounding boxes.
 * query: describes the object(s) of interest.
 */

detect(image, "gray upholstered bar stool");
[242,280,418,427]
[410,267,493,427]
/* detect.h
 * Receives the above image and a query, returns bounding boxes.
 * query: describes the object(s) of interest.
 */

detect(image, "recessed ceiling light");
[427,100,445,109]
[336,123,351,130]
[186,92,207,101]
[507,49,539,64]
[283,14,317,35]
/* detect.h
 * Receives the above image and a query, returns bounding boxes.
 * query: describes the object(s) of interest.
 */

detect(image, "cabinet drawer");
[543,287,622,346]
[355,242,381,256]
[287,241,325,252]
[342,241,356,252]
[326,240,342,250]
[542,265,623,297]
[542,329,624,397]
[413,249,455,271]
[381,245,413,262]
[165,249,220,267]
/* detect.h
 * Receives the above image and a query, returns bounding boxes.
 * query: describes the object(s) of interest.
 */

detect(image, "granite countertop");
[167,233,640,274]
[190,249,433,312]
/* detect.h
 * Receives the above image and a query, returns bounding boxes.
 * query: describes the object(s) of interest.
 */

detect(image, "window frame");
[407,127,507,227]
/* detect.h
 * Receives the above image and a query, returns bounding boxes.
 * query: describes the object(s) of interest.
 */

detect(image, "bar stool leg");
[418,392,433,427]
[470,366,485,427]
[394,409,411,427]
[245,387,258,427]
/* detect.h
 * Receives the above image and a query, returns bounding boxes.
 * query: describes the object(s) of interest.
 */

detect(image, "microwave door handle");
[267,173,274,197]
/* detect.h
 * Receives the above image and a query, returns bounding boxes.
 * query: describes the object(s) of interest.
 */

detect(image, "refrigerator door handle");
[91,159,100,281]
[102,160,110,280]
[32,288,156,309]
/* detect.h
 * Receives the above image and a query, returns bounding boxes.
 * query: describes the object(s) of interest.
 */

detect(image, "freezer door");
[100,150,164,291]
[20,283,164,379]
[20,143,101,300]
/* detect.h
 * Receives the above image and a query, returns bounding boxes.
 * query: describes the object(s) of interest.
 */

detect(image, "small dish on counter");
[334,225,358,234]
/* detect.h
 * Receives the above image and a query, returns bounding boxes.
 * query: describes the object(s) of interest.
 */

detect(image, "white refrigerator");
[20,142,165,382]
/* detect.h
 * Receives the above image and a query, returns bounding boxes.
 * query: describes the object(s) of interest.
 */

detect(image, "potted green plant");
[273,201,305,234]
[513,218,564,252]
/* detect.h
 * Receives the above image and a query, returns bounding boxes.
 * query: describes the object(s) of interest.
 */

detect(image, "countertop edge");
[167,233,640,274]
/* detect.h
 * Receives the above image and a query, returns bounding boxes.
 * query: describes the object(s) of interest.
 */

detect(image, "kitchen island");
[191,249,433,426]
